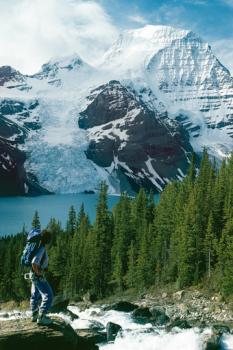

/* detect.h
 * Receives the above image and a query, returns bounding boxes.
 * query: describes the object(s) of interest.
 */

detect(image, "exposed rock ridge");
[79,80,192,193]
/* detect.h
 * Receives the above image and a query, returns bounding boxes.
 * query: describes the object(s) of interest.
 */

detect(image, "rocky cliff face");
[0,106,49,196]
[79,81,192,193]
[0,66,26,88]
[0,25,233,195]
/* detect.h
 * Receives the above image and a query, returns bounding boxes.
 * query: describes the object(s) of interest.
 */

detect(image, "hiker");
[21,228,54,325]
[30,229,54,325]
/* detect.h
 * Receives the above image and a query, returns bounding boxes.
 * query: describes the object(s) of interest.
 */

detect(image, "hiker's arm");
[32,263,42,276]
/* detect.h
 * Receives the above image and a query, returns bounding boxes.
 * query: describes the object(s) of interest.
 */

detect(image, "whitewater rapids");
[67,306,233,350]
[1,305,233,349]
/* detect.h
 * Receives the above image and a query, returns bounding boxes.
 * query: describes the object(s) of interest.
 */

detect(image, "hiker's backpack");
[21,229,42,267]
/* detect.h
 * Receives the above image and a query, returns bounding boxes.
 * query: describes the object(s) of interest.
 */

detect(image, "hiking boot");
[31,311,38,322]
[37,313,52,326]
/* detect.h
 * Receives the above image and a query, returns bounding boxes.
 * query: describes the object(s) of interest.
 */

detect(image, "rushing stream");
[1,305,233,349]
[64,306,233,350]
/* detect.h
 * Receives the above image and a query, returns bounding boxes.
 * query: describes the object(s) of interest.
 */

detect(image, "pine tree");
[217,218,233,295]
[146,190,155,224]
[152,183,179,283]
[111,193,133,291]
[32,210,41,230]
[131,188,147,251]
[126,241,137,289]
[90,182,113,297]
[69,210,90,296]
[177,192,198,287]
[136,228,152,289]
[66,206,77,235]
[204,213,217,279]
[213,160,227,238]
[77,203,85,227]
[186,152,197,186]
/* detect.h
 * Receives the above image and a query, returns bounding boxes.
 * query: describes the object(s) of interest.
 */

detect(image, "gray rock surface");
[0,112,50,196]
[0,316,98,350]
[80,80,192,193]
[104,301,138,312]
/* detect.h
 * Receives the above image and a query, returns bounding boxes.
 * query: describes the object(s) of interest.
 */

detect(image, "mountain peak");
[33,53,86,80]
[102,25,196,73]
[126,24,190,40]
[0,65,25,86]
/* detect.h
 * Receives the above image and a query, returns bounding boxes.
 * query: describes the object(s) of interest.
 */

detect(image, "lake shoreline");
[0,194,121,236]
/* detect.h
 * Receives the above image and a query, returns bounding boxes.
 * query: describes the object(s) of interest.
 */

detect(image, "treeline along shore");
[1,150,233,303]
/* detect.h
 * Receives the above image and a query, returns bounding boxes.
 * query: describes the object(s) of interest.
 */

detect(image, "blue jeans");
[30,276,53,314]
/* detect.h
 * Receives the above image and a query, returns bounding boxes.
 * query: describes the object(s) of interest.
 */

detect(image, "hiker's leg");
[30,281,41,313]
[37,278,53,314]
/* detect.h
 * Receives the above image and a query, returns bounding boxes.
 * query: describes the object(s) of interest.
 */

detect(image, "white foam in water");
[100,328,203,350]
[68,306,205,350]
[3,306,233,349]
[68,306,152,331]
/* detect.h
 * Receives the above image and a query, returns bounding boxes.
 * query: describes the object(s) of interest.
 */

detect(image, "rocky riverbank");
[134,289,233,327]
[0,316,98,350]
[1,289,233,349]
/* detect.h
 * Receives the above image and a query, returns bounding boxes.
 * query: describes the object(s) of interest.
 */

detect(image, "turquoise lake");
[0,193,160,236]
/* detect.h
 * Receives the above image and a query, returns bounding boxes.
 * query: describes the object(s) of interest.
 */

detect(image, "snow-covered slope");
[102,25,190,74]
[0,26,233,195]
[102,25,233,158]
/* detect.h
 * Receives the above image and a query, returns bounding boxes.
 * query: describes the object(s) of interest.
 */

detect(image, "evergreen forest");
[1,150,233,302]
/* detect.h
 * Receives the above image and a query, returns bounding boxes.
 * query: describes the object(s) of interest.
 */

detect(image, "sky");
[0,0,232,74]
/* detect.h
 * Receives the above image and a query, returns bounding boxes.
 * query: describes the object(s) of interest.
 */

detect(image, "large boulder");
[132,306,170,325]
[75,319,106,344]
[132,307,153,321]
[0,317,98,350]
[77,330,106,344]
[106,322,122,342]
[167,317,192,331]
[104,301,138,312]
[149,307,170,325]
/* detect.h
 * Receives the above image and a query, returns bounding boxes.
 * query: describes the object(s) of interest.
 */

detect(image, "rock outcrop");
[0,317,98,350]
[0,66,26,88]
[80,81,192,193]
[0,104,50,196]
[106,322,122,341]
[103,300,138,312]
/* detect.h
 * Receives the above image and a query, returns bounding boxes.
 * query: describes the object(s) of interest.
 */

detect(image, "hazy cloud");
[128,14,148,25]
[0,0,232,76]
[0,0,118,74]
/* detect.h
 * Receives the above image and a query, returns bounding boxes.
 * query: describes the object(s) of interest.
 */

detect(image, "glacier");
[0,25,233,194]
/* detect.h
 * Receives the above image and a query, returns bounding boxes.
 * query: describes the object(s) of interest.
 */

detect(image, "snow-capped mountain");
[0,25,233,195]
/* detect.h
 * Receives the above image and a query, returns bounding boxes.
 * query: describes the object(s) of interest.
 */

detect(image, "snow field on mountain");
[1,25,233,193]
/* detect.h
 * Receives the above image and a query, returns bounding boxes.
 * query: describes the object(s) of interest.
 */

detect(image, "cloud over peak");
[0,0,118,74]
[0,0,232,75]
